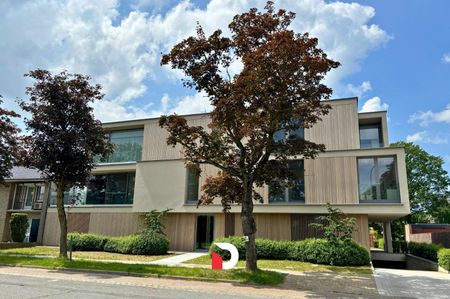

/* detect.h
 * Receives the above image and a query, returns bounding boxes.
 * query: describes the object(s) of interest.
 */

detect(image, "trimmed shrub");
[408,242,442,262]
[209,237,370,266]
[104,234,170,255]
[438,249,450,271]
[9,213,29,242]
[68,233,107,251]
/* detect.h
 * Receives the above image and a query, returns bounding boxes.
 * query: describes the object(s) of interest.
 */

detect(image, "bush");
[209,237,370,266]
[377,238,384,250]
[68,233,107,251]
[408,242,442,262]
[68,233,169,255]
[393,240,407,253]
[438,249,450,271]
[9,213,29,242]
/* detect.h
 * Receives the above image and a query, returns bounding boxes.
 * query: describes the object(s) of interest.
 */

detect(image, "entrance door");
[196,215,214,250]
[29,219,40,243]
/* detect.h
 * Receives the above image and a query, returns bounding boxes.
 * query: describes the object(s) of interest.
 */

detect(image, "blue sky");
[1,0,449,171]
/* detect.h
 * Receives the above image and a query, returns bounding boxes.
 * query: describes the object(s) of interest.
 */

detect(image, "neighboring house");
[0,97,410,252]
[405,224,450,247]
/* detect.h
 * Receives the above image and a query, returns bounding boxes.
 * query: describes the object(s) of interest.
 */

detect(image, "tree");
[310,203,356,244]
[0,96,21,183]
[391,141,450,225]
[142,209,171,236]
[19,70,113,258]
[159,2,339,271]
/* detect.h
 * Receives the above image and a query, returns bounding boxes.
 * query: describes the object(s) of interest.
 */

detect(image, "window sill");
[359,201,402,204]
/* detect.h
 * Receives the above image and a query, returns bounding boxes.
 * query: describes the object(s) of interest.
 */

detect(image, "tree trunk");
[241,179,257,271]
[56,182,68,258]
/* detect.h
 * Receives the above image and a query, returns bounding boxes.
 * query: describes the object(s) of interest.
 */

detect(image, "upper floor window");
[12,183,46,210]
[50,172,135,206]
[185,166,200,203]
[358,156,400,202]
[269,160,305,203]
[273,119,304,142]
[100,129,144,163]
[359,124,383,148]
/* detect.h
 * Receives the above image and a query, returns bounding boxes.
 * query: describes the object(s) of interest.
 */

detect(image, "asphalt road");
[0,273,266,299]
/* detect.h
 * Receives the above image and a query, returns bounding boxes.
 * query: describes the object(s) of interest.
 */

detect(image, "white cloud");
[0,0,390,122]
[406,131,448,144]
[409,104,450,126]
[360,96,389,112]
[345,81,371,98]
[442,53,450,64]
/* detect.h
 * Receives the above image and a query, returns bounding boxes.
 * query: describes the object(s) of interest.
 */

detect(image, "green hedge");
[68,233,169,255]
[408,242,442,262]
[393,240,407,253]
[9,213,29,243]
[210,237,370,266]
[438,249,450,271]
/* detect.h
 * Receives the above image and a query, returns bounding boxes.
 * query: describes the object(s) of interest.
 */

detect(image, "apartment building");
[0,97,410,252]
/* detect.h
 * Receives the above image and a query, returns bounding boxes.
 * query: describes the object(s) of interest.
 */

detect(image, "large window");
[359,124,383,148]
[100,129,144,163]
[273,119,304,142]
[358,157,400,202]
[185,167,200,203]
[12,183,46,210]
[50,172,135,206]
[269,160,305,203]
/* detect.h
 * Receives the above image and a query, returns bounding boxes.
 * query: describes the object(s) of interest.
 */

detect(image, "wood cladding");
[163,213,196,251]
[234,214,291,240]
[291,214,324,240]
[67,213,90,233]
[225,213,235,237]
[305,102,359,150]
[304,156,358,204]
[89,213,140,236]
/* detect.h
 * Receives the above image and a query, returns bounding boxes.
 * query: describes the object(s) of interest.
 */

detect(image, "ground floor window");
[49,172,135,206]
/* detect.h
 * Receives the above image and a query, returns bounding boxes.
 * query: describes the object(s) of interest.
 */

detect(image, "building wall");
[0,185,11,241]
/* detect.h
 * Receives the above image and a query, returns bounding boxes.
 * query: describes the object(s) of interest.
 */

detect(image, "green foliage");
[68,233,169,255]
[0,96,21,183]
[377,238,385,250]
[142,209,171,236]
[438,249,450,271]
[210,237,370,266]
[68,233,107,251]
[392,240,408,253]
[391,142,450,224]
[309,203,356,244]
[408,242,442,262]
[9,213,29,242]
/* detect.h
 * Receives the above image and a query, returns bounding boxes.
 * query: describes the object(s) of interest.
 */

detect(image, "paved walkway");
[147,252,208,266]
[374,268,450,299]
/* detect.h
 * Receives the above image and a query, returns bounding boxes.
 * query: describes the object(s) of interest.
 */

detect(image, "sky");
[1,0,449,171]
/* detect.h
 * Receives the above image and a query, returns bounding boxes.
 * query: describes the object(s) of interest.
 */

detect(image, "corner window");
[99,129,144,163]
[185,167,200,203]
[359,124,383,148]
[358,157,400,202]
[50,172,135,206]
[13,183,46,210]
[273,119,304,142]
[269,160,305,203]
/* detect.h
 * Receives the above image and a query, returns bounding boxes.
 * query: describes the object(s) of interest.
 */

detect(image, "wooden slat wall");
[163,213,196,251]
[89,213,140,236]
[233,214,291,240]
[0,186,10,241]
[305,156,358,204]
[68,213,90,233]
[352,214,369,249]
[305,101,359,150]
[291,214,324,240]
[224,213,235,237]
[214,213,225,239]
[142,115,211,161]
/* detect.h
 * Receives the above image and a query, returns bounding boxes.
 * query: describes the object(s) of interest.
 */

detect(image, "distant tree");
[0,96,21,183]
[391,142,450,225]
[160,2,339,271]
[19,70,113,258]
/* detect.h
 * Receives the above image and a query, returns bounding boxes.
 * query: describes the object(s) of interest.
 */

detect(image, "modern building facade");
[0,97,410,252]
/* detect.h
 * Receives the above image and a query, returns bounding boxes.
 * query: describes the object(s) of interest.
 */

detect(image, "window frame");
[359,124,384,149]
[268,160,305,204]
[185,166,200,204]
[357,155,401,203]
[97,128,144,164]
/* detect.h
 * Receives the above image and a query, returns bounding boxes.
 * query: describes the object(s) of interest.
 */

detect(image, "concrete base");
[371,250,405,262]
[405,254,438,271]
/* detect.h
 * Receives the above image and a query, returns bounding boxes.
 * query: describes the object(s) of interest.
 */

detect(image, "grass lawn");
[0,255,284,285]
[184,255,372,275]
[0,246,172,262]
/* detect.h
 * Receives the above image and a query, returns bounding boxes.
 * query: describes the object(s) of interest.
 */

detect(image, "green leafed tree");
[159,2,339,271]
[0,96,21,183]
[19,70,114,258]
[391,141,450,225]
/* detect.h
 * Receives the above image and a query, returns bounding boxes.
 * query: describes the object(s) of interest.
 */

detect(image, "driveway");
[374,268,450,299]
